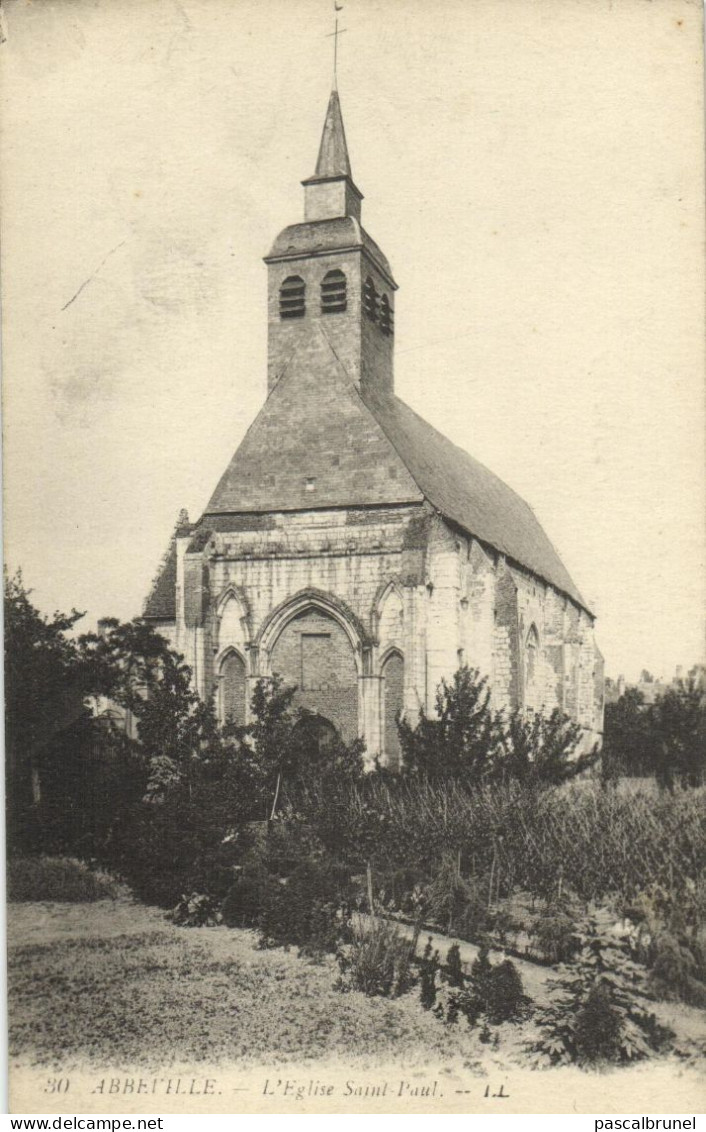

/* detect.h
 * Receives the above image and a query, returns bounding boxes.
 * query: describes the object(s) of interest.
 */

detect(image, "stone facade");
[144,89,604,762]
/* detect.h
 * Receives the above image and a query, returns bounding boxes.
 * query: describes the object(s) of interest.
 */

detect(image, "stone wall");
[172,503,603,760]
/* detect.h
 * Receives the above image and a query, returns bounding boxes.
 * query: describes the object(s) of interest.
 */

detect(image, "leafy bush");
[501,709,598,784]
[258,858,353,955]
[530,902,580,964]
[648,931,706,1008]
[434,942,531,1027]
[7,857,122,903]
[398,668,502,785]
[337,918,416,998]
[531,922,673,1066]
[168,891,220,927]
[220,862,270,928]
[462,944,530,1025]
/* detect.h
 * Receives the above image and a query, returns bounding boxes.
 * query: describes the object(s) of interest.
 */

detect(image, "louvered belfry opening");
[320,269,347,314]
[279,275,306,319]
[363,276,378,322]
[380,293,394,336]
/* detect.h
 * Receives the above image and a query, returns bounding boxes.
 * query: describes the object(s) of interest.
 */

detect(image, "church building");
[143,89,604,765]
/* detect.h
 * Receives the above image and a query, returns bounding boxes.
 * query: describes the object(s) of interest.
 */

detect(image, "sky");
[1,0,704,683]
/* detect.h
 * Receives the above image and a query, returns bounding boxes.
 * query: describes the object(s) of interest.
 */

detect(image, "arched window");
[382,650,404,771]
[380,293,394,336]
[525,625,540,712]
[279,275,305,319]
[320,269,347,314]
[219,650,247,726]
[363,276,378,322]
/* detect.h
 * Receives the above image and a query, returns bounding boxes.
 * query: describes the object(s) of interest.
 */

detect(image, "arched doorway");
[269,605,359,742]
[381,650,404,770]
[219,650,247,726]
[291,713,339,757]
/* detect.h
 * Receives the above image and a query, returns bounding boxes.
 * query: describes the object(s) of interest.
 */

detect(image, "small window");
[363,276,378,322]
[380,293,394,336]
[279,275,305,319]
[321,269,347,314]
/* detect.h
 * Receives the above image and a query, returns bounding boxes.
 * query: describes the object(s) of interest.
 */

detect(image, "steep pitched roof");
[143,513,192,621]
[361,387,590,612]
[204,326,422,514]
[143,539,177,620]
[203,330,590,614]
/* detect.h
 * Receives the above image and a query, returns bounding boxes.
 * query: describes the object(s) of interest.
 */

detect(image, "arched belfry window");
[363,276,378,322]
[321,269,347,314]
[380,294,394,336]
[279,275,305,319]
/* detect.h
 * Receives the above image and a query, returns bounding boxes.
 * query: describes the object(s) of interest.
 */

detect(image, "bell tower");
[263,90,397,396]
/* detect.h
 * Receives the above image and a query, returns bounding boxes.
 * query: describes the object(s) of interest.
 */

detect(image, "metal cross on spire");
[326,2,346,88]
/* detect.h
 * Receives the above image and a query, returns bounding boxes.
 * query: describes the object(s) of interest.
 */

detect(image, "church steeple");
[264,86,396,396]
[301,90,363,223]
[313,89,351,178]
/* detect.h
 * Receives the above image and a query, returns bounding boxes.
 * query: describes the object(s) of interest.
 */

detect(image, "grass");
[7,900,487,1069]
[7,857,124,903]
[9,899,706,1073]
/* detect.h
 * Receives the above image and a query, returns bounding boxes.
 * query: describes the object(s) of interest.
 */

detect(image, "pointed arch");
[257,590,364,744]
[373,578,404,654]
[381,648,404,770]
[257,588,369,666]
[524,623,541,712]
[216,647,247,726]
[215,586,250,664]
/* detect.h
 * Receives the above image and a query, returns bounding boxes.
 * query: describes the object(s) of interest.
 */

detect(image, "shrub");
[7,857,122,903]
[465,944,530,1025]
[168,891,220,927]
[220,863,270,928]
[257,858,353,955]
[649,931,706,1008]
[436,943,531,1027]
[445,942,465,988]
[572,982,623,1063]
[337,918,416,998]
[530,903,580,964]
[419,938,440,1010]
[531,922,673,1066]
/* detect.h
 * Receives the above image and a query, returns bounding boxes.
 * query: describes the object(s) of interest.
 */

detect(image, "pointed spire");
[313,89,351,179]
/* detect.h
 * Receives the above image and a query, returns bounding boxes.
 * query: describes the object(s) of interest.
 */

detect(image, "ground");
[8,898,706,1117]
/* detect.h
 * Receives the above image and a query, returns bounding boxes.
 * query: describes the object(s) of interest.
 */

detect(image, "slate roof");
[361,387,590,612]
[265,216,395,286]
[202,328,590,614]
[143,538,178,620]
[204,325,423,516]
[306,90,351,180]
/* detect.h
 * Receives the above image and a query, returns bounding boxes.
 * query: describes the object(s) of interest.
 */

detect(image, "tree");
[80,617,230,801]
[245,675,365,817]
[4,570,88,851]
[398,666,596,787]
[649,678,706,789]
[398,667,503,784]
[601,687,651,779]
[501,708,598,785]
